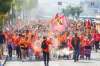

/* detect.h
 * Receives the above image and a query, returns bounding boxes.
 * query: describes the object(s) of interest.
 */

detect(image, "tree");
[62,6,83,19]
[70,6,76,19]
[0,0,38,30]
[24,0,38,10]
[75,6,83,18]
[13,0,23,12]
[63,6,76,19]
[13,0,38,12]
[62,8,70,16]
[0,0,12,15]
[0,0,13,30]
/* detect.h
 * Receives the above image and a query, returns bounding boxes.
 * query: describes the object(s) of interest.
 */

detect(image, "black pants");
[43,51,49,66]
[26,48,29,57]
[16,46,21,59]
[8,48,12,58]
[95,41,99,52]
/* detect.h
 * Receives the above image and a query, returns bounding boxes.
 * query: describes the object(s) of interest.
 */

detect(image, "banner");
[50,13,69,32]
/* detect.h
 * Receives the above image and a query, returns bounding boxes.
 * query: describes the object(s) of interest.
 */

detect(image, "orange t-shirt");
[19,38,28,48]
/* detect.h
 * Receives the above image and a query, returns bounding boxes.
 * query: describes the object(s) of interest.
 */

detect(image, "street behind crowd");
[5,50,100,66]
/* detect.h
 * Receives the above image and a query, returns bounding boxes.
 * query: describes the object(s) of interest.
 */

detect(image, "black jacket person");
[72,33,80,62]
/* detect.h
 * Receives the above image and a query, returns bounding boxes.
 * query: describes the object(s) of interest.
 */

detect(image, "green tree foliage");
[0,0,12,15]
[62,6,83,19]
[13,0,38,12]
[0,0,13,30]
[13,0,24,12]
[62,7,70,16]
[75,6,83,18]
[24,0,38,10]
[0,0,38,30]
[70,6,76,18]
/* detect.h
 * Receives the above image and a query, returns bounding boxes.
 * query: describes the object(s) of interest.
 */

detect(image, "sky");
[19,0,99,19]
[37,0,84,18]
[17,0,100,20]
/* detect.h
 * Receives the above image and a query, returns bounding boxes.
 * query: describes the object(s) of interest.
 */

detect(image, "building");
[95,15,100,33]
[80,0,100,17]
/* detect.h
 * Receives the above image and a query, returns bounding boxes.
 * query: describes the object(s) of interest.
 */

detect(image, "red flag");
[85,19,91,29]
[34,31,38,40]
[50,13,68,32]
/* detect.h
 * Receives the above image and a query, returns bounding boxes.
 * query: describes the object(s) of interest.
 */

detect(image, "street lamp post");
[57,1,63,13]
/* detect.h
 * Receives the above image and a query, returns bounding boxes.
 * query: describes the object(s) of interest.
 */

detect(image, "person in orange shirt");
[84,36,92,60]
[19,36,28,59]
[67,35,73,50]
[25,37,32,57]
[94,33,100,52]
[15,35,22,59]
[47,38,52,45]
[3,32,7,42]
[79,34,85,59]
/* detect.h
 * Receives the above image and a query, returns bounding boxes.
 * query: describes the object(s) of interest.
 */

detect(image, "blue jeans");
[73,49,80,62]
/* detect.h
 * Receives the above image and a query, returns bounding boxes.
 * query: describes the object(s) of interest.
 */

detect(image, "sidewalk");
[0,55,7,66]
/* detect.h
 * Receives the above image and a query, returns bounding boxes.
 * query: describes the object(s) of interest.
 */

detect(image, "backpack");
[41,40,47,49]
